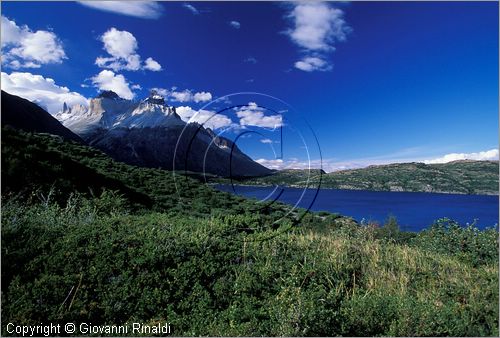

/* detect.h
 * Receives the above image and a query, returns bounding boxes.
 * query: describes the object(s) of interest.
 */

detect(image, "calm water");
[216,184,499,232]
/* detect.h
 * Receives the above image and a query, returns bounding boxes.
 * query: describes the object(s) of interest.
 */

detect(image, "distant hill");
[1,90,83,143]
[223,169,325,187]
[229,161,499,195]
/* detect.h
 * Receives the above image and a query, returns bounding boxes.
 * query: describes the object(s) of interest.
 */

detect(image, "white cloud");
[287,2,349,51]
[1,16,22,45]
[101,28,138,58]
[260,138,274,144]
[165,88,213,103]
[170,90,193,102]
[144,57,162,71]
[131,84,142,90]
[256,148,500,173]
[78,1,163,19]
[236,102,283,129]
[176,106,234,130]
[286,2,350,72]
[271,149,500,173]
[193,91,212,103]
[256,158,284,170]
[183,3,199,15]
[229,21,241,29]
[95,27,162,72]
[90,70,134,100]
[255,158,333,172]
[1,71,88,113]
[423,149,499,164]
[1,16,66,69]
[150,87,169,96]
[294,56,332,72]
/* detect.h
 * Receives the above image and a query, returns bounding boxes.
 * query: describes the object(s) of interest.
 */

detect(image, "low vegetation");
[1,128,498,336]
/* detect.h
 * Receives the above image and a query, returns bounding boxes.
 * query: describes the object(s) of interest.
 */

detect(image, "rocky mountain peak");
[97,90,121,100]
[143,90,166,105]
[205,128,232,149]
[50,89,270,177]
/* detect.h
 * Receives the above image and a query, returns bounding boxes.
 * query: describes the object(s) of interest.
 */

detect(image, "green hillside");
[230,162,499,195]
[1,128,498,336]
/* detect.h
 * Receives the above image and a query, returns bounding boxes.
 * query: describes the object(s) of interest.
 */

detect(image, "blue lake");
[215,185,499,232]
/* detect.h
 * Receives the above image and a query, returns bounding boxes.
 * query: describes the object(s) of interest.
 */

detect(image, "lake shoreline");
[214,184,499,231]
[208,182,499,197]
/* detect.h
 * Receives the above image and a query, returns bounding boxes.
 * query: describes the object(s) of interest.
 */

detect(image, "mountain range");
[4,90,271,178]
[2,90,497,193]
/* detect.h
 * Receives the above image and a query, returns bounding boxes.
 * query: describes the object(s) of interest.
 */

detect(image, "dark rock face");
[1,90,83,143]
[144,90,166,105]
[53,90,272,178]
[87,124,271,177]
[97,90,121,99]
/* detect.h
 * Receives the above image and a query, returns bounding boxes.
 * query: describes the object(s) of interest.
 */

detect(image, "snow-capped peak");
[54,90,185,135]
[142,90,166,106]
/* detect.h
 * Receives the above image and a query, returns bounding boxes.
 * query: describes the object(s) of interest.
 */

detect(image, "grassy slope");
[2,200,498,336]
[228,162,499,195]
[1,128,498,336]
[1,127,288,218]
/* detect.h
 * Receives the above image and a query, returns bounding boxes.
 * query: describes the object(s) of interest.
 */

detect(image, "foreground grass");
[2,194,498,336]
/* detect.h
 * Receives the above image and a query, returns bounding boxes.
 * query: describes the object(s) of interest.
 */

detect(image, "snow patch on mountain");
[55,90,185,135]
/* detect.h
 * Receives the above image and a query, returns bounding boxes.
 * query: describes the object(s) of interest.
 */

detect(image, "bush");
[412,218,499,266]
[2,197,498,336]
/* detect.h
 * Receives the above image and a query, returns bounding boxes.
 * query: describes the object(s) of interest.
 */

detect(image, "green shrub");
[2,196,498,336]
[412,218,499,266]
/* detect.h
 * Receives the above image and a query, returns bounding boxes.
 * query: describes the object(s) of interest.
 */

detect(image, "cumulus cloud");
[286,2,350,72]
[1,16,66,69]
[294,56,332,72]
[176,106,234,130]
[101,28,137,58]
[169,90,193,102]
[236,102,283,129]
[229,21,241,29]
[78,1,163,19]
[90,70,134,100]
[95,27,162,72]
[1,71,88,113]
[183,3,199,15]
[423,149,499,164]
[144,57,162,71]
[150,87,169,97]
[193,91,212,103]
[287,2,349,51]
[156,88,213,103]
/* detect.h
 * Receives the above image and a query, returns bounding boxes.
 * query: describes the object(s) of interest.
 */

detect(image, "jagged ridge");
[56,90,271,177]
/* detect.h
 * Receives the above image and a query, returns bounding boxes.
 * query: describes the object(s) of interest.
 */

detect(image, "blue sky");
[1,1,498,171]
